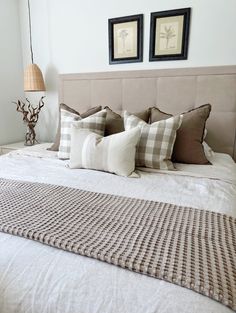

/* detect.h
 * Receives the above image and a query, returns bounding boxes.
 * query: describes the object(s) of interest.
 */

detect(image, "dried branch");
[12,96,46,146]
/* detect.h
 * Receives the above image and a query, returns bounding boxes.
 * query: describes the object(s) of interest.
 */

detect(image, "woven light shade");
[24,63,46,92]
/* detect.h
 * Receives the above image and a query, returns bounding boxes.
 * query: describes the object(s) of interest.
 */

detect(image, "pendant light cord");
[27,0,34,64]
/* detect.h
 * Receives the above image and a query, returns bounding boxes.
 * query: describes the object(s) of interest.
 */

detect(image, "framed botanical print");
[149,8,191,61]
[108,14,143,64]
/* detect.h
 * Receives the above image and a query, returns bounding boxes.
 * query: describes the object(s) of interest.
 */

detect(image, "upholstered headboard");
[59,66,236,161]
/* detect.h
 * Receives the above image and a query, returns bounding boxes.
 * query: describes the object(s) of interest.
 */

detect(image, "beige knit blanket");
[0,178,235,311]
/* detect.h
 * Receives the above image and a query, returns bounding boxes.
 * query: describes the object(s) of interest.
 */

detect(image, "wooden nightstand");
[0,142,27,155]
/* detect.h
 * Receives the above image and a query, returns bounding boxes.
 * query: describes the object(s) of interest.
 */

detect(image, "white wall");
[0,0,25,144]
[19,0,236,141]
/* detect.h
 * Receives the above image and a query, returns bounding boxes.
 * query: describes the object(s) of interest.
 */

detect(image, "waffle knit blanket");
[0,178,235,311]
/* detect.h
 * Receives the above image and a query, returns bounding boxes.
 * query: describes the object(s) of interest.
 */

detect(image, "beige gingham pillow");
[58,109,107,159]
[124,111,182,170]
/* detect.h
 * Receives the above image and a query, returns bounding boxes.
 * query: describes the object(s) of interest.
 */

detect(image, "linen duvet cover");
[0,144,235,313]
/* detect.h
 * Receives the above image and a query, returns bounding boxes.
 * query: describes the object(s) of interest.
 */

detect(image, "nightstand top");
[0,142,26,150]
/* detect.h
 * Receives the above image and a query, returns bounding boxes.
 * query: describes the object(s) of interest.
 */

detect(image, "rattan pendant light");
[24,0,46,92]
[13,0,46,146]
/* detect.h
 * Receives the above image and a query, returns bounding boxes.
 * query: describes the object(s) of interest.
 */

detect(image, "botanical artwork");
[109,14,143,64]
[149,8,191,61]
[155,16,184,55]
[114,21,137,59]
[160,24,177,50]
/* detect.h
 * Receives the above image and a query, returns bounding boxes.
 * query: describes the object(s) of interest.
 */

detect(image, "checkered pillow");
[58,109,107,159]
[124,111,182,170]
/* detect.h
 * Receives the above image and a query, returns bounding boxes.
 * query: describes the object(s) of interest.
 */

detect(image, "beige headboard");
[59,66,236,161]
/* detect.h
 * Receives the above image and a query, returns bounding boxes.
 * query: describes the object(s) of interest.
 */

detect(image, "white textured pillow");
[69,127,141,177]
[203,141,214,159]
[124,111,182,170]
[58,109,107,160]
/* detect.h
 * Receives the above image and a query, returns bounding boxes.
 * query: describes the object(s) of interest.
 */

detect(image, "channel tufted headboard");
[59,66,236,161]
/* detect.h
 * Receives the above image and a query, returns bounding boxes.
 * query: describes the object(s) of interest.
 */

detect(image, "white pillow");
[203,141,214,158]
[69,127,141,177]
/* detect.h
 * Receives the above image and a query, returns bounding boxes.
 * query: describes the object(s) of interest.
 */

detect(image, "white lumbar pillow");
[69,126,141,177]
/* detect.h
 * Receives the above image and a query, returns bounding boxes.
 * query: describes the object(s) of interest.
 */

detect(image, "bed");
[0,66,236,313]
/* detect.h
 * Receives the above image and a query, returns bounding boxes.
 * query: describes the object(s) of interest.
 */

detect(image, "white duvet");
[0,144,235,313]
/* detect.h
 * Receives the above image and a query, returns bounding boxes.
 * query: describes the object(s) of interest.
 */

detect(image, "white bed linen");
[0,144,235,313]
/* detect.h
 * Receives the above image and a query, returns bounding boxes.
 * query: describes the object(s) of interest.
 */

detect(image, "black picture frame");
[108,14,143,64]
[149,8,191,61]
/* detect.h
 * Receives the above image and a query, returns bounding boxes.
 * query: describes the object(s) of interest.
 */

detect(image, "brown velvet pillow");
[48,104,102,151]
[150,104,212,164]
[104,106,150,136]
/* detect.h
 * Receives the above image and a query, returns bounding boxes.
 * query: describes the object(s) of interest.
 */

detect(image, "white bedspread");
[0,144,235,313]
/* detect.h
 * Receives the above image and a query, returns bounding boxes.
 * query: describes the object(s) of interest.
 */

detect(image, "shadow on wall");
[36,64,59,142]
[45,64,58,91]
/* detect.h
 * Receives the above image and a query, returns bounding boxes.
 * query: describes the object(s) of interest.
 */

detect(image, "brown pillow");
[104,106,150,136]
[150,104,212,164]
[48,104,102,151]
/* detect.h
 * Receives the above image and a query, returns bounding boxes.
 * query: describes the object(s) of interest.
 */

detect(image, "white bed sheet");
[0,144,235,313]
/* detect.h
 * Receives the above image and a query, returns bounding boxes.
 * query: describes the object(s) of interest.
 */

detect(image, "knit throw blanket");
[0,178,235,311]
